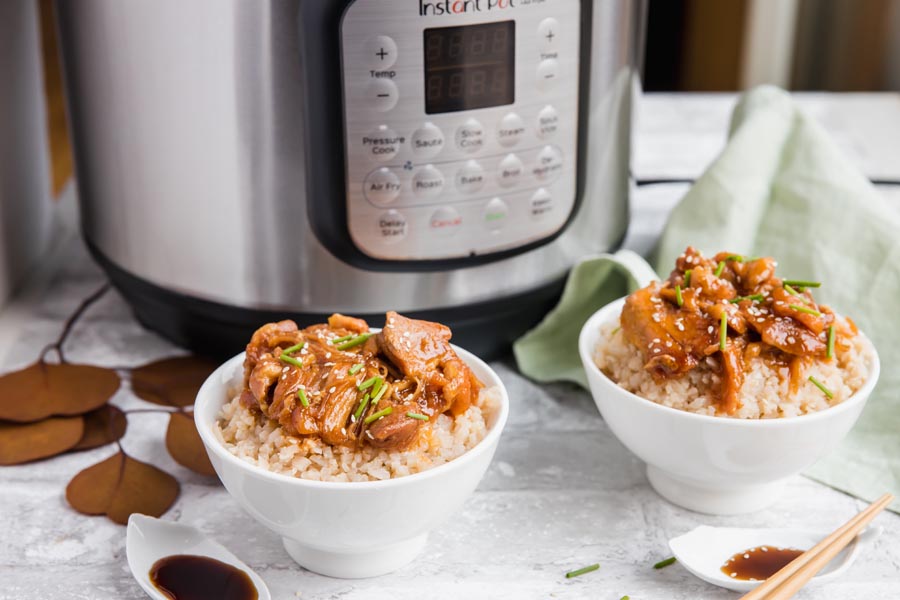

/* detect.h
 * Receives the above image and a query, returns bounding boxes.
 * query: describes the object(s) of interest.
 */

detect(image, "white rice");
[595,317,873,418]
[215,388,500,482]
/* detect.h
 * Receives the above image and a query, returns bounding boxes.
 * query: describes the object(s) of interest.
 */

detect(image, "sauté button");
[537,18,560,53]
[456,119,485,153]
[429,206,462,235]
[365,35,398,69]
[412,123,445,158]
[362,125,403,162]
[367,79,399,112]
[497,113,526,147]
[377,210,407,243]
[530,188,553,218]
[364,168,402,205]
[533,146,563,182]
[456,160,486,194]
[536,105,560,139]
[497,154,524,188]
[412,164,445,198]
[483,198,509,232]
[536,59,559,91]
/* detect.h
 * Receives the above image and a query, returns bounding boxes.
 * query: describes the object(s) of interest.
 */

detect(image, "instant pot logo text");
[419,0,515,16]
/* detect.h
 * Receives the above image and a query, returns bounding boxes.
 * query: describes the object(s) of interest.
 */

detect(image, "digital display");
[423,21,515,114]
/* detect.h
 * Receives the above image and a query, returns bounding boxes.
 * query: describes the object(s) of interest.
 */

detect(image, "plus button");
[376,47,389,61]
[545,30,555,43]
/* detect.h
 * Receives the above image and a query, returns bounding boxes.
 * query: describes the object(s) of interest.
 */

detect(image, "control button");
[455,119,485,153]
[497,113,526,147]
[377,210,407,243]
[367,79,399,112]
[456,160,486,194]
[412,123,445,158]
[536,59,559,91]
[429,206,462,236]
[537,18,560,53]
[536,105,560,139]
[365,35,398,69]
[533,146,563,182]
[362,125,404,162]
[497,154,524,188]
[364,168,402,205]
[483,198,509,232]
[412,164,445,198]
[530,188,553,219]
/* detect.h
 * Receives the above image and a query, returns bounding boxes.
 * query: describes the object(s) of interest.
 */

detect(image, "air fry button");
[377,210,407,243]
[363,126,404,162]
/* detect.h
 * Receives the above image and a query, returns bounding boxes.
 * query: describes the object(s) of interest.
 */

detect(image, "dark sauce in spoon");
[721,545,805,581]
[149,555,258,600]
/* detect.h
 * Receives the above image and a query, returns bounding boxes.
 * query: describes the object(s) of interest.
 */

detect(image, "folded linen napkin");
[514,86,900,510]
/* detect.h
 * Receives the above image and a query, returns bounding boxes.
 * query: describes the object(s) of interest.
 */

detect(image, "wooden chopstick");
[739,492,894,600]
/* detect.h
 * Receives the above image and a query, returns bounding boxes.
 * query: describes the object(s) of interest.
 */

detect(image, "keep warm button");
[533,146,563,182]
[429,206,462,236]
[363,125,405,162]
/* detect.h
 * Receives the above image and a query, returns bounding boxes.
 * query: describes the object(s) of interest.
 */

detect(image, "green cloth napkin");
[514,85,900,511]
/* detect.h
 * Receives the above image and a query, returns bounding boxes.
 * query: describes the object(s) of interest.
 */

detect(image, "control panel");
[341,0,581,261]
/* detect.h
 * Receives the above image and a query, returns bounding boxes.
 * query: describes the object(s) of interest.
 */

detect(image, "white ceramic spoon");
[126,514,271,600]
[669,524,882,593]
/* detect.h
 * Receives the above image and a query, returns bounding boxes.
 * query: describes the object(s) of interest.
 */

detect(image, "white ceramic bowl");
[578,297,880,515]
[194,348,509,578]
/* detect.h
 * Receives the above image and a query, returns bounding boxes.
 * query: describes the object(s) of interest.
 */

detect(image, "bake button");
[537,18,560,52]
[362,125,404,162]
[536,105,560,139]
[497,154,524,188]
[412,164,445,198]
[364,168,402,205]
[455,119,485,153]
[497,113,526,147]
[536,59,559,91]
[377,210,407,243]
[367,79,399,112]
[429,206,462,235]
[365,35,398,69]
[412,123,445,158]
[533,146,563,182]
[456,160,486,194]
[530,188,553,218]
[483,198,509,232]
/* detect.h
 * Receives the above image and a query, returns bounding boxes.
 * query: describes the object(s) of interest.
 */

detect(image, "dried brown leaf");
[0,362,120,423]
[166,411,216,476]
[66,451,180,524]
[71,405,128,451]
[131,356,217,407]
[0,416,84,465]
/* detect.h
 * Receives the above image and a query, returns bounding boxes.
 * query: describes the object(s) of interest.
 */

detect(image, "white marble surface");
[2,93,900,599]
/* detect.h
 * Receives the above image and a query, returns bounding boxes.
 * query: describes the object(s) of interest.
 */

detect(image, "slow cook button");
[536,105,560,139]
[362,125,404,162]
[377,210,407,243]
[455,119,485,153]
[364,168,401,205]
[412,164,445,198]
[429,206,462,235]
[497,113,525,147]
[456,160,485,194]
[367,79,399,112]
[411,122,445,158]
[497,154,524,188]
[533,146,563,182]
[536,58,559,91]
[483,198,508,232]
[530,188,553,218]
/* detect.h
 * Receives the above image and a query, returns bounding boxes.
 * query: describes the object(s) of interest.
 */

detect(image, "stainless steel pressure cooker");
[55,0,645,358]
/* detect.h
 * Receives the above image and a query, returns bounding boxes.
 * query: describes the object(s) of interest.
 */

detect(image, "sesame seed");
[744,554,750,559]
[653,338,661,343]
[652,348,661,353]
[329,386,336,393]
[325,352,331,359]
[677,323,685,331]
[707,326,714,334]
[761,547,768,552]
[731,573,737,578]
[787,336,796,344]
[757,317,765,322]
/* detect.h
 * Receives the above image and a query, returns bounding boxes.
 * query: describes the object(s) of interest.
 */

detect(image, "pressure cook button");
[365,35,398,69]
[497,113,526,147]
[456,160,486,194]
[455,119,485,153]
[497,154,524,188]
[367,79,399,112]
[536,105,560,139]
[533,146,563,182]
[537,18,560,53]
[364,168,402,205]
[530,188,553,218]
[362,125,403,162]
[483,198,509,232]
[412,123,445,158]
[412,164,445,198]
[429,206,462,235]
[536,59,559,91]
[377,210,407,243]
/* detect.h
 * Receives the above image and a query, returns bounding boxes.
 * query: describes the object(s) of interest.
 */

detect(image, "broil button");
[497,154,524,188]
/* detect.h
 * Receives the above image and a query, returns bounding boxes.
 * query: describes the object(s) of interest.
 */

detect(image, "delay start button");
[377,210,407,243]
[455,119,485,153]
[362,125,404,162]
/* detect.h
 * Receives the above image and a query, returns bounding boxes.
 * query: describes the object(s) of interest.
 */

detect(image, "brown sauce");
[149,555,258,600]
[721,546,805,581]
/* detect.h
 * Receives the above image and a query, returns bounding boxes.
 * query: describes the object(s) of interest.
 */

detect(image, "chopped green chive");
[371,382,388,405]
[611,326,621,336]
[336,333,373,351]
[349,363,364,375]
[353,393,371,421]
[358,376,380,391]
[565,563,599,579]
[297,388,309,408]
[714,261,726,277]
[783,280,821,288]
[726,254,744,262]
[784,284,811,303]
[279,354,303,368]
[675,284,684,307]
[364,406,393,425]
[729,294,764,304]
[371,376,384,399]
[620,597,630,600]
[790,304,822,316]
[809,376,834,399]
[719,312,727,351]
[684,269,692,287]
[827,325,835,359]
[653,557,677,569]
[406,412,429,421]
[281,342,306,356]
[331,334,355,344]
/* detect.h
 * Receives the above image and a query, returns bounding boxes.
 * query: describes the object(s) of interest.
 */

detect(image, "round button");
[365,35,398,69]
[536,59,559,91]
[533,146,563,182]
[429,206,462,236]
[483,198,509,232]
[530,188,553,219]
[536,105,560,139]
[364,168,401,205]
[497,113,526,147]
[537,18,560,53]
[411,123,445,158]
[367,79,399,112]
[377,210,407,243]
[362,125,403,162]
[455,119,485,154]
[412,165,445,198]
[497,154,524,188]
[456,160,486,194]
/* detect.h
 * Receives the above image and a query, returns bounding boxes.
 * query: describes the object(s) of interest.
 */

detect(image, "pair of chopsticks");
[739,493,894,599]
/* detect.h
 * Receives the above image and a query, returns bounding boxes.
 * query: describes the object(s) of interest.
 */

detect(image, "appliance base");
[87,241,565,360]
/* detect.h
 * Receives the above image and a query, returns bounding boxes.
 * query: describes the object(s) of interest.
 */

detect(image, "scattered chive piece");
[714,261,726,277]
[719,312,727,351]
[364,406,393,425]
[358,376,379,391]
[684,269,692,287]
[827,325,835,359]
[790,304,822,316]
[349,363,364,375]
[371,376,384,399]
[675,284,684,307]
[353,393,371,421]
[331,334,354,344]
[726,254,744,262]
[281,342,306,356]
[809,376,834,399]
[371,382,388,405]
[279,354,303,368]
[565,563,600,579]
[653,557,677,570]
[406,412,429,421]
[336,333,373,351]
[620,597,630,600]
[784,284,811,303]
[729,294,764,304]
[783,280,821,288]
[297,388,309,408]
[611,326,621,336]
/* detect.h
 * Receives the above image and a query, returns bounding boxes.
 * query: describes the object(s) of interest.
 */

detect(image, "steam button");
[497,113,526,147]
[367,79,399,112]
[365,35,398,69]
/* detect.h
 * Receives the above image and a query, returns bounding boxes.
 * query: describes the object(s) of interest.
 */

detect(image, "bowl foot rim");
[646,465,786,515]
[282,533,428,579]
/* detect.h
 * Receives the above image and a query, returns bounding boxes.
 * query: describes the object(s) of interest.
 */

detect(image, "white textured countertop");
[2,93,900,599]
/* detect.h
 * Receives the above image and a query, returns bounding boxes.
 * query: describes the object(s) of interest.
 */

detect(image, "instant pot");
[55,0,645,358]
